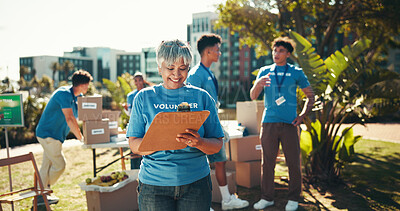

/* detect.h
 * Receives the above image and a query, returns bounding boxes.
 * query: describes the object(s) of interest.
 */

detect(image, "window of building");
[395,53,400,61]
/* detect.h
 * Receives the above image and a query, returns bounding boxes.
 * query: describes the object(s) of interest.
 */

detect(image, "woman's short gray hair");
[156,39,192,67]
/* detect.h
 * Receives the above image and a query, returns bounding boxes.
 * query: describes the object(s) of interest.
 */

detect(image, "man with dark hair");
[187,34,249,211]
[35,69,92,205]
[250,37,315,211]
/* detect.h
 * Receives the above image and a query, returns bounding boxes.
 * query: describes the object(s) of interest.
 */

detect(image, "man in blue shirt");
[187,34,249,211]
[35,70,92,205]
[125,72,146,169]
[250,37,315,211]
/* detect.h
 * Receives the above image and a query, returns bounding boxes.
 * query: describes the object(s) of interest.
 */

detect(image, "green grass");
[1,139,399,210]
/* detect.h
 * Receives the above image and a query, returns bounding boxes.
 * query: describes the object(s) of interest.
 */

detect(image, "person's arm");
[62,108,83,141]
[292,86,315,126]
[250,73,271,100]
[129,137,155,155]
[176,129,223,155]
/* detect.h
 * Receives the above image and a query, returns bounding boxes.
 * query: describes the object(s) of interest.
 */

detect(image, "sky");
[0,0,225,81]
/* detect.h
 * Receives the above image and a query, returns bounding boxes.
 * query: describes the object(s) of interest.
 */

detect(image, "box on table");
[83,119,110,144]
[236,101,264,135]
[83,170,139,211]
[225,135,262,162]
[102,110,121,136]
[211,169,236,203]
[235,160,261,188]
[78,96,103,121]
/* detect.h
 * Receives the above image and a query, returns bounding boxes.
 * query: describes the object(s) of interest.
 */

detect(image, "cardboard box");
[83,119,110,144]
[211,169,236,203]
[102,110,121,136]
[225,135,262,162]
[236,101,264,135]
[235,160,261,188]
[84,170,139,211]
[78,96,103,121]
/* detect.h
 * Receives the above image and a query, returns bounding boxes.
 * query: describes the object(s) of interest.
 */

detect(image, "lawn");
[0,139,399,211]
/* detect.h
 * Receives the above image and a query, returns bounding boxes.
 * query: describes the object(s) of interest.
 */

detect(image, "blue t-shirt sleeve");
[202,92,224,139]
[126,92,146,138]
[296,68,311,89]
[256,66,269,80]
[186,74,203,88]
[54,91,72,109]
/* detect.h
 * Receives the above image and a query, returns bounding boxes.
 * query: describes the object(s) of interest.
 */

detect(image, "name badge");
[275,96,286,106]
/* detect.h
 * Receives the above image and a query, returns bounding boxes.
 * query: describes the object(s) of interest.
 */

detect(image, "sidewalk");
[341,123,400,143]
[1,123,399,159]
[0,139,82,159]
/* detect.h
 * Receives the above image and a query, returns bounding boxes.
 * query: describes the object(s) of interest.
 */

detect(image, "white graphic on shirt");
[153,103,198,110]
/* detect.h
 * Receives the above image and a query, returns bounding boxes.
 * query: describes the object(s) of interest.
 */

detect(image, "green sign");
[0,93,24,127]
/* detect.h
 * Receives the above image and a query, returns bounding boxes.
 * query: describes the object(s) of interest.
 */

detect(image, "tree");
[290,31,399,184]
[50,62,60,83]
[61,60,74,81]
[19,65,30,89]
[216,0,400,58]
[216,0,400,185]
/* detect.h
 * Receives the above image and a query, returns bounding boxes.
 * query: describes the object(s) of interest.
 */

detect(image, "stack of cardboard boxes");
[78,96,121,145]
[224,101,264,188]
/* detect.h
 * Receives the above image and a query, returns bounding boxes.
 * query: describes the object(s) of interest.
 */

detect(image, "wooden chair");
[0,152,52,211]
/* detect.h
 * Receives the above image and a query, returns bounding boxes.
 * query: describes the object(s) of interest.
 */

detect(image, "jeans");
[138,174,212,211]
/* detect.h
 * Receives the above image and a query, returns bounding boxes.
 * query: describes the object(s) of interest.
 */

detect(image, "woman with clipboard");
[126,39,224,211]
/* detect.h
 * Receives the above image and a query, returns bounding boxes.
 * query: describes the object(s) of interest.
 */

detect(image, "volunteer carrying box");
[78,96,103,121]
[235,160,261,188]
[236,101,264,135]
[83,119,110,144]
[225,135,262,162]
[102,110,121,136]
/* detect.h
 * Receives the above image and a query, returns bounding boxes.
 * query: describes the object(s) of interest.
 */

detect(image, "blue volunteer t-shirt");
[187,63,218,102]
[257,63,310,124]
[36,86,78,143]
[126,89,139,115]
[126,84,224,186]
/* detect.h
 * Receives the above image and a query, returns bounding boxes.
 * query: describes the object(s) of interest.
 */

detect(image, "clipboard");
[138,110,210,151]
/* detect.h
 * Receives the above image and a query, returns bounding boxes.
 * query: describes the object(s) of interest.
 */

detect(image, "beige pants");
[37,137,66,187]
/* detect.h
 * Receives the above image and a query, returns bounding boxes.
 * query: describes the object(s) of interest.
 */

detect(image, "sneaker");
[210,208,214,211]
[285,200,298,211]
[35,194,59,205]
[253,199,274,210]
[221,194,249,210]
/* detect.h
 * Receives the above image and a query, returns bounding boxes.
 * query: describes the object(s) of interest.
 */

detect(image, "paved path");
[1,123,399,159]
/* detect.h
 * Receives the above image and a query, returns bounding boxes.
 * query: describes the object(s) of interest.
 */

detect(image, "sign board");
[0,93,24,127]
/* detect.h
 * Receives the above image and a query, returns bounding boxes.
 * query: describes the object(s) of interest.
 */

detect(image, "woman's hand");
[176,129,201,147]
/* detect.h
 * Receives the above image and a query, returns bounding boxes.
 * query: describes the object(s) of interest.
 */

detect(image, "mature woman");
[126,39,224,211]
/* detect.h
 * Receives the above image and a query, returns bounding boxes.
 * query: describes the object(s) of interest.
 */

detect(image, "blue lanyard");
[200,62,218,95]
[274,64,288,94]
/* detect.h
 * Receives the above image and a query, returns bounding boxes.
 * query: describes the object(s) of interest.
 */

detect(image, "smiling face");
[159,58,189,89]
[134,76,144,90]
